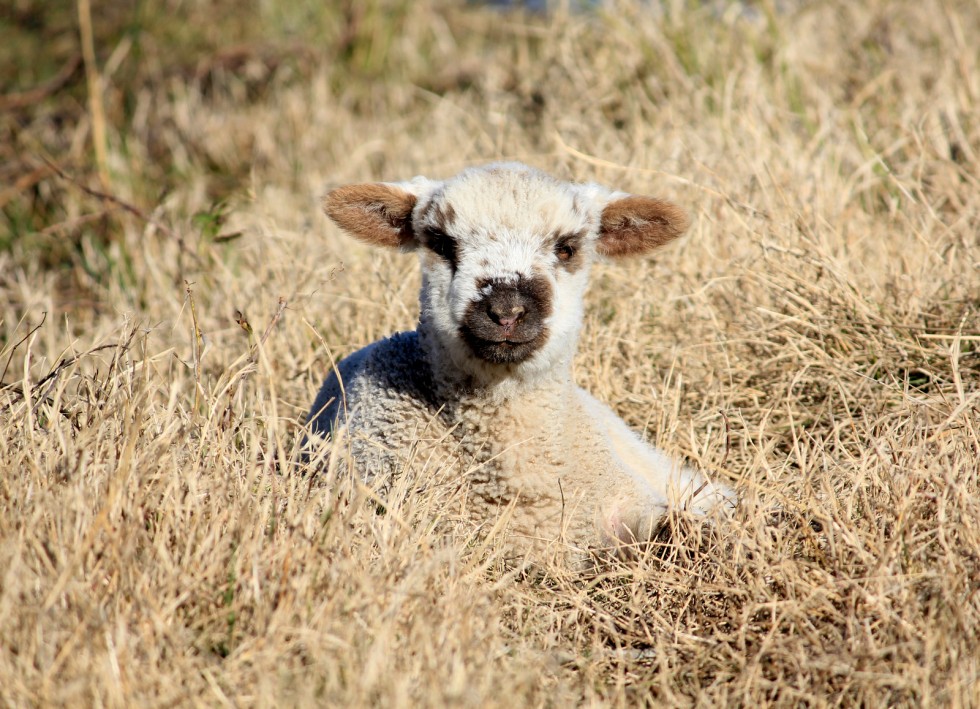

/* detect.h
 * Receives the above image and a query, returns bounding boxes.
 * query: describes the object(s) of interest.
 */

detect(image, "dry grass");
[2,0,979,706]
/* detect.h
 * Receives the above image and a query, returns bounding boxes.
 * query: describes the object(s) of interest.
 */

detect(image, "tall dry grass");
[2,0,979,706]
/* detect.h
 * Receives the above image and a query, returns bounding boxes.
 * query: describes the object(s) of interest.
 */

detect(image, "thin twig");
[40,157,175,238]
[554,132,770,219]
[553,132,726,194]
[185,281,205,414]
[36,211,111,237]
[918,333,980,341]
[32,343,123,395]
[30,343,123,419]
[719,410,731,472]
[258,297,288,351]
[3,330,131,431]
[220,298,289,431]
[1,312,47,387]
[0,164,55,210]
[0,54,81,112]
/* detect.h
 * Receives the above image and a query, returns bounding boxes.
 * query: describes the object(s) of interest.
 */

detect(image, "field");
[2,0,979,705]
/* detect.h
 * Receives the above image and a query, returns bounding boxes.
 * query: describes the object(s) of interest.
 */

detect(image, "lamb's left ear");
[323,181,424,249]
[597,196,690,258]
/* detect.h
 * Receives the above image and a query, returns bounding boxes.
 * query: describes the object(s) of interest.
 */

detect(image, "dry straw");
[1,0,978,706]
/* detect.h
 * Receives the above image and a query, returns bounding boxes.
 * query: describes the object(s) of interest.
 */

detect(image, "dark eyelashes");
[554,236,578,262]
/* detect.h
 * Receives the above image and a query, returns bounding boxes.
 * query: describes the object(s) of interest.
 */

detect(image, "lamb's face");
[323,162,690,381]
[411,166,599,372]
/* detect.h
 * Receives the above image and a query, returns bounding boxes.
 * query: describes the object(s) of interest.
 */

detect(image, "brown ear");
[322,183,417,249]
[597,196,690,258]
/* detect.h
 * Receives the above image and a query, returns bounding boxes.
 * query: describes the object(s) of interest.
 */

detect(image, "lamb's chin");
[432,335,548,389]
[460,333,543,366]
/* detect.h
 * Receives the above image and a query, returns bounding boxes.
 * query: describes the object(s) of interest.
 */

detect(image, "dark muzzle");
[460,276,552,364]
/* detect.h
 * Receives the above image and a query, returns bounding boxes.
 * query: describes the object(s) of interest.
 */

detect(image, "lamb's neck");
[456,371,568,409]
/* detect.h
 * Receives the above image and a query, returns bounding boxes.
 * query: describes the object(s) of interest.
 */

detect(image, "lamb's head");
[323,163,688,383]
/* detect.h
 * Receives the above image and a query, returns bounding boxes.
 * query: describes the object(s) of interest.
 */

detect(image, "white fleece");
[307,163,735,564]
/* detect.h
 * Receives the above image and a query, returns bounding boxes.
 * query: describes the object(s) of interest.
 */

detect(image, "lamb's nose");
[489,303,525,330]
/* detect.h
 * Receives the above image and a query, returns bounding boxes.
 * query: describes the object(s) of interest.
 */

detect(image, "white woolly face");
[322,162,690,386]
[407,164,609,380]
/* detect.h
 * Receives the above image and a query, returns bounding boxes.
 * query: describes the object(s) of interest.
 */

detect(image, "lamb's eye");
[555,238,577,262]
[425,229,457,266]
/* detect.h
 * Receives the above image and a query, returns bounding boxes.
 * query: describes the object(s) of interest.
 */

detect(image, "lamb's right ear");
[322,183,418,249]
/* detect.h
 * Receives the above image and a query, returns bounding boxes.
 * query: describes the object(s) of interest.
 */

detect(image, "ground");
[1,0,978,706]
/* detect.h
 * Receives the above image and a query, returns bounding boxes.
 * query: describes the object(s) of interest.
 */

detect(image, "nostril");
[489,303,525,328]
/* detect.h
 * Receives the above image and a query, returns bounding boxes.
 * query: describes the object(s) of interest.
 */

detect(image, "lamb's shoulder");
[306,330,458,488]
[307,330,438,438]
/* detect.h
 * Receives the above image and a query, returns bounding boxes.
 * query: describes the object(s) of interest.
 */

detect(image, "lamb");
[306,162,735,564]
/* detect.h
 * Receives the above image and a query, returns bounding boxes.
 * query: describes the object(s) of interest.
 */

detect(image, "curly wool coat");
[307,163,734,562]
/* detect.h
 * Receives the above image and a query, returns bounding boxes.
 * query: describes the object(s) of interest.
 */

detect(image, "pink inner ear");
[597,196,690,258]
[323,184,417,249]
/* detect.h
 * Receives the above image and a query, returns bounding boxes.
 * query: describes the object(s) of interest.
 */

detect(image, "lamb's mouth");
[459,327,548,365]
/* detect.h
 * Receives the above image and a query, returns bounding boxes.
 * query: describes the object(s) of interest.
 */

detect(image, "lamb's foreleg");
[576,388,736,516]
